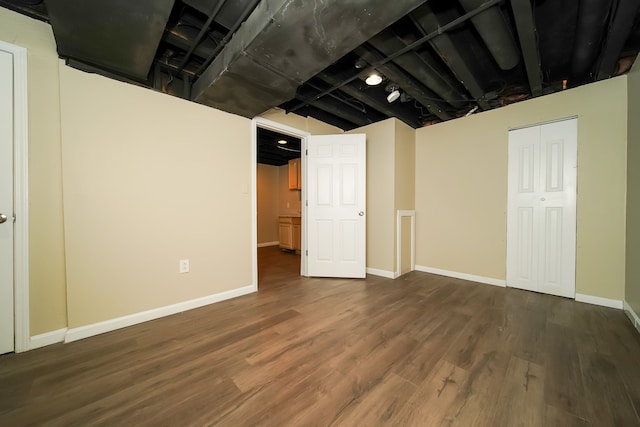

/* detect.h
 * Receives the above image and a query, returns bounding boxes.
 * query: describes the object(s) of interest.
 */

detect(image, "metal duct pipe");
[571,0,613,78]
[458,0,520,70]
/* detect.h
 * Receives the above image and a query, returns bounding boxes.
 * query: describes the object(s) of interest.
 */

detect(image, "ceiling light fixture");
[365,72,383,86]
[385,82,400,103]
[387,90,400,103]
[277,139,287,145]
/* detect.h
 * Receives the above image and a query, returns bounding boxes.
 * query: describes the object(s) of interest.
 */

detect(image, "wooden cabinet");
[288,158,301,190]
[279,216,301,251]
[292,221,301,251]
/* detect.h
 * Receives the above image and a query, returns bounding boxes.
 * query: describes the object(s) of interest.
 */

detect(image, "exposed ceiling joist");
[510,0,543,96]
[411,5,492,111]
[300,96,375,128]
[368,30,468,109]
[316,72,424,128]
[354,46,453,121]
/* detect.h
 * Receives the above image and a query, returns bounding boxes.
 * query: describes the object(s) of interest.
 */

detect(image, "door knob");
[540,197,546,201]
[358,211,364,216]
[0,213,7,224]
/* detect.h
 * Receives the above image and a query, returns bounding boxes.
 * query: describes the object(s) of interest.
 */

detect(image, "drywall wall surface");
[59,64,253,327]
[257,163,280,244]
[627,61,640,315]
[306,116,343,135]
[395,119,416,211]
[0,8,68,335]
[349,119,395,273]
[415,77,628,300]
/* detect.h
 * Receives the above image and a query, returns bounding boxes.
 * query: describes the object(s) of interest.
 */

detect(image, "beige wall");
[59,65,253,327]
[0,8,68,335]
[394,120,416,274]
[349,119,396,273]
[347,118,417,274]
[257,164,280,244]
[394,120,416,211]
[627,61,640,314]
[415,76,628,300]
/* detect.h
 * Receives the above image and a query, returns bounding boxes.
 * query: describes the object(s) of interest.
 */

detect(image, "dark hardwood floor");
[2,246,640,426]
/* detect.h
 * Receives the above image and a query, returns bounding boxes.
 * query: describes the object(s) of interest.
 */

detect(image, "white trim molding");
[257,241,279,248]
[65,285,256,343]
[415,265,506,287]
[624,301,640,334]
[366,268,397,279]
[0,40,29,353]
[396,210,415,278]
[30,328,67,350]
[575,293,623,309]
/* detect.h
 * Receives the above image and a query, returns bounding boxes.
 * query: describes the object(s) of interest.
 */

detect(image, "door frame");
[0,40,29,352]
[252,117,310,283]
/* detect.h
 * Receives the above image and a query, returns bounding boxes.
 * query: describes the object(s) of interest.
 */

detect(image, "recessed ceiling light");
[365,73,383,86]
[277,139,287,145]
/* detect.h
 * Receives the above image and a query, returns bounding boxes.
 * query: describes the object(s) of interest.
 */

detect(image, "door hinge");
[306,250,308,256]
[306,149,308,155]
[306,200,308,206]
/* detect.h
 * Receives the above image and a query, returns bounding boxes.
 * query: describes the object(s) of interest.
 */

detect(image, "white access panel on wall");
[307,133,366,278]
[507,118,577,298]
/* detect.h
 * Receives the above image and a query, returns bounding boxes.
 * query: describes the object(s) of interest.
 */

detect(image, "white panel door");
[0,49,14,354]
[507,119,577,298]
[307,134,366,278]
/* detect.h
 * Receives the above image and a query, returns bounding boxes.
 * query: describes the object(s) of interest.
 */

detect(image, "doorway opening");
[252,118,309,289]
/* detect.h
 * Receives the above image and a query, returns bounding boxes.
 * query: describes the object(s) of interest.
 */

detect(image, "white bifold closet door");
[506,118,577,298]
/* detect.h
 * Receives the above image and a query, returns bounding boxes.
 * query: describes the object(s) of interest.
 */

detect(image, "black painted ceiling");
[3,0,640,162]
[258,128,301,166]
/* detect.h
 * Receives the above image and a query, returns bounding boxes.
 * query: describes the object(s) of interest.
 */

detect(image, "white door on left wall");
[0,48,14,354]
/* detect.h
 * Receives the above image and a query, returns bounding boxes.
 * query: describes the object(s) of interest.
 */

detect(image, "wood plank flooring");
[2,245,640,426]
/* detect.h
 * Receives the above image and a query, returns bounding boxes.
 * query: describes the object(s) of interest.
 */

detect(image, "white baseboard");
[65,284,257,344]
[575,293,623,309]
[366,268,398,279]
[257,241,279,248]
[624,301,640,334]
[414,265,506,287]
[29,328,67,350]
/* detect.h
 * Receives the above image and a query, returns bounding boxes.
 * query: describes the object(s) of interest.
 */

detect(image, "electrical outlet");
[179,259,189,273]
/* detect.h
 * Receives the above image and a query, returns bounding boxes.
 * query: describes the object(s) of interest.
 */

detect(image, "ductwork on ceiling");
[45,0,175,80]
[191,0,428,118]
[458,0,520,71]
